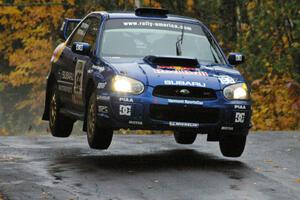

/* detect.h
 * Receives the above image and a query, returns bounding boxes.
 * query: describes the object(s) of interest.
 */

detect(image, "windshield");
[100,19,225,64]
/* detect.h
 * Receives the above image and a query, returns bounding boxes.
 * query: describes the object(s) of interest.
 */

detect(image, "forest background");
[0,0,299,135]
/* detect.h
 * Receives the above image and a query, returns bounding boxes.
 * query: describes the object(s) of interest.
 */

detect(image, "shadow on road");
[49,149,249,174]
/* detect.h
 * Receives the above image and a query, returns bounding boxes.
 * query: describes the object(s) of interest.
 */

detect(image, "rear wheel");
[87,91,113,149]
[174,131,197,144]
[49,85,74,137]
[219,134,247,157]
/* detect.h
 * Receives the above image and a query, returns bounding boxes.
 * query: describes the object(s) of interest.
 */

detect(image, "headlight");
[112,75,144,95]
[223,83,249,100]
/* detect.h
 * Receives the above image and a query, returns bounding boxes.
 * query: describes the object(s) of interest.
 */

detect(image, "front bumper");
[95,87,251,135]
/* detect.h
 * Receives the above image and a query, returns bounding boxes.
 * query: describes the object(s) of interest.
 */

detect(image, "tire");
[219,135,247,157]
[49,85,74,137]
[87,91,113,149]
[174,131,197,144]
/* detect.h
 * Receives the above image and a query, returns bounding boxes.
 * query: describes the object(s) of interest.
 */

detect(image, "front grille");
[150,105,219,123]
[153,86,217,100]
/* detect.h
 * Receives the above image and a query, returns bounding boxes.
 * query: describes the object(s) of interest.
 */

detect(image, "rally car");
[42,8,251,157]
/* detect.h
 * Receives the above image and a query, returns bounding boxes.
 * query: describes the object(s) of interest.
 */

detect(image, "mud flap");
[42,75,54,121]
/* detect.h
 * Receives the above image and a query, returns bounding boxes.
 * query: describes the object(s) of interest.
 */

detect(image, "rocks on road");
[0,132,299,200]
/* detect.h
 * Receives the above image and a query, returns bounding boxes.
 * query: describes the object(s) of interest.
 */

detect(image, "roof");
[90,11,201,24]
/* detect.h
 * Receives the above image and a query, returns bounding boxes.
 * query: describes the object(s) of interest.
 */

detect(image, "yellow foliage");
[210,23,218,32]
[187,0,194,11]
[281,35,289,48]
[0,0,75,117]
[0,128,9,136]
[251,71,300,130]
[143,0,161,8]
[247,1,256,10]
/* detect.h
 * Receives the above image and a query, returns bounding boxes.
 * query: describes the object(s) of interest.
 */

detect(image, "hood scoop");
[144,55,199,68]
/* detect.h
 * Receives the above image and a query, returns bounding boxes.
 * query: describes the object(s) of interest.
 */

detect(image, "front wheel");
[219,135,247,157]
[87,91,113,149]
[174,131,197,144]
[49,86,74,137]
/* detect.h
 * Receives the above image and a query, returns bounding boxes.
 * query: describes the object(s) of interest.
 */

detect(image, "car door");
[57,18,91,108]
[62,16,101,112]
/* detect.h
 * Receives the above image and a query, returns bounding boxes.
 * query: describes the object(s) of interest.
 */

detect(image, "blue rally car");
[42,8,251,157]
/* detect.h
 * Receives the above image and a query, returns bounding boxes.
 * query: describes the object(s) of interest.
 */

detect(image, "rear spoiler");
[135,8,169,17]
[144,55,199,68]
[59,18,81,40]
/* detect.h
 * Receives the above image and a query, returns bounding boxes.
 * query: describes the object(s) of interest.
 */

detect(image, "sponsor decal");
[234,105,246,110]
[154,69,208,76]
[154,66,208,76]
[97,95,110,101]
[61,71,74,81]
[235,54,243,61]
[169,121,199,128]
[214,75,235,85]
[123,21,192,31]
[164,80,206,87]
[119,97,134,103]
[74,60,85,95]
[72,60,86,105]
[75,43,84,51]
[98,106,108,113]
[182,100,203,105]
[58,85,72,93]
[168,99,203,105]
[221,126,234,131]
[92,65,105,73]
[235,112,245,123]
[97,82,107,89]
[119,105,131,116]
[128,121,143,125]
[158,66,194,70]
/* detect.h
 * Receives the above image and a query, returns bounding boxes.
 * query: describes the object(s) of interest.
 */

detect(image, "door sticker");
[72,59,86,104]
[119,105,131,116]
[235,112,245,123]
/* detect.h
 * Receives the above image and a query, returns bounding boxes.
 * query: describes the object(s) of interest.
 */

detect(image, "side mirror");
[59,18,81,40]
[228,53,245,66]
[71,42,91,56]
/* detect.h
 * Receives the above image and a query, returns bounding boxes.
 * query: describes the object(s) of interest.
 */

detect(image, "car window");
[100,19,226,64]
[67,18,91,46]
[82,18,100,51]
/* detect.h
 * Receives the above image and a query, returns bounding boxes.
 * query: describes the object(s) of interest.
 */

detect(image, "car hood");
[103,56,244,90]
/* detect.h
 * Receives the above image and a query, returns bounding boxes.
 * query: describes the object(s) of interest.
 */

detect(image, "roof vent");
[135,8,169,17]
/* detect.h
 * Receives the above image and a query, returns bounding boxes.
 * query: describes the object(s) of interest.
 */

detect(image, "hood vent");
[144,55,199,68]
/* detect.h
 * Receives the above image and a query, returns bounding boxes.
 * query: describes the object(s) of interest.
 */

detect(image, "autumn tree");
[0,0,299,133]
[0,0,75,133]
